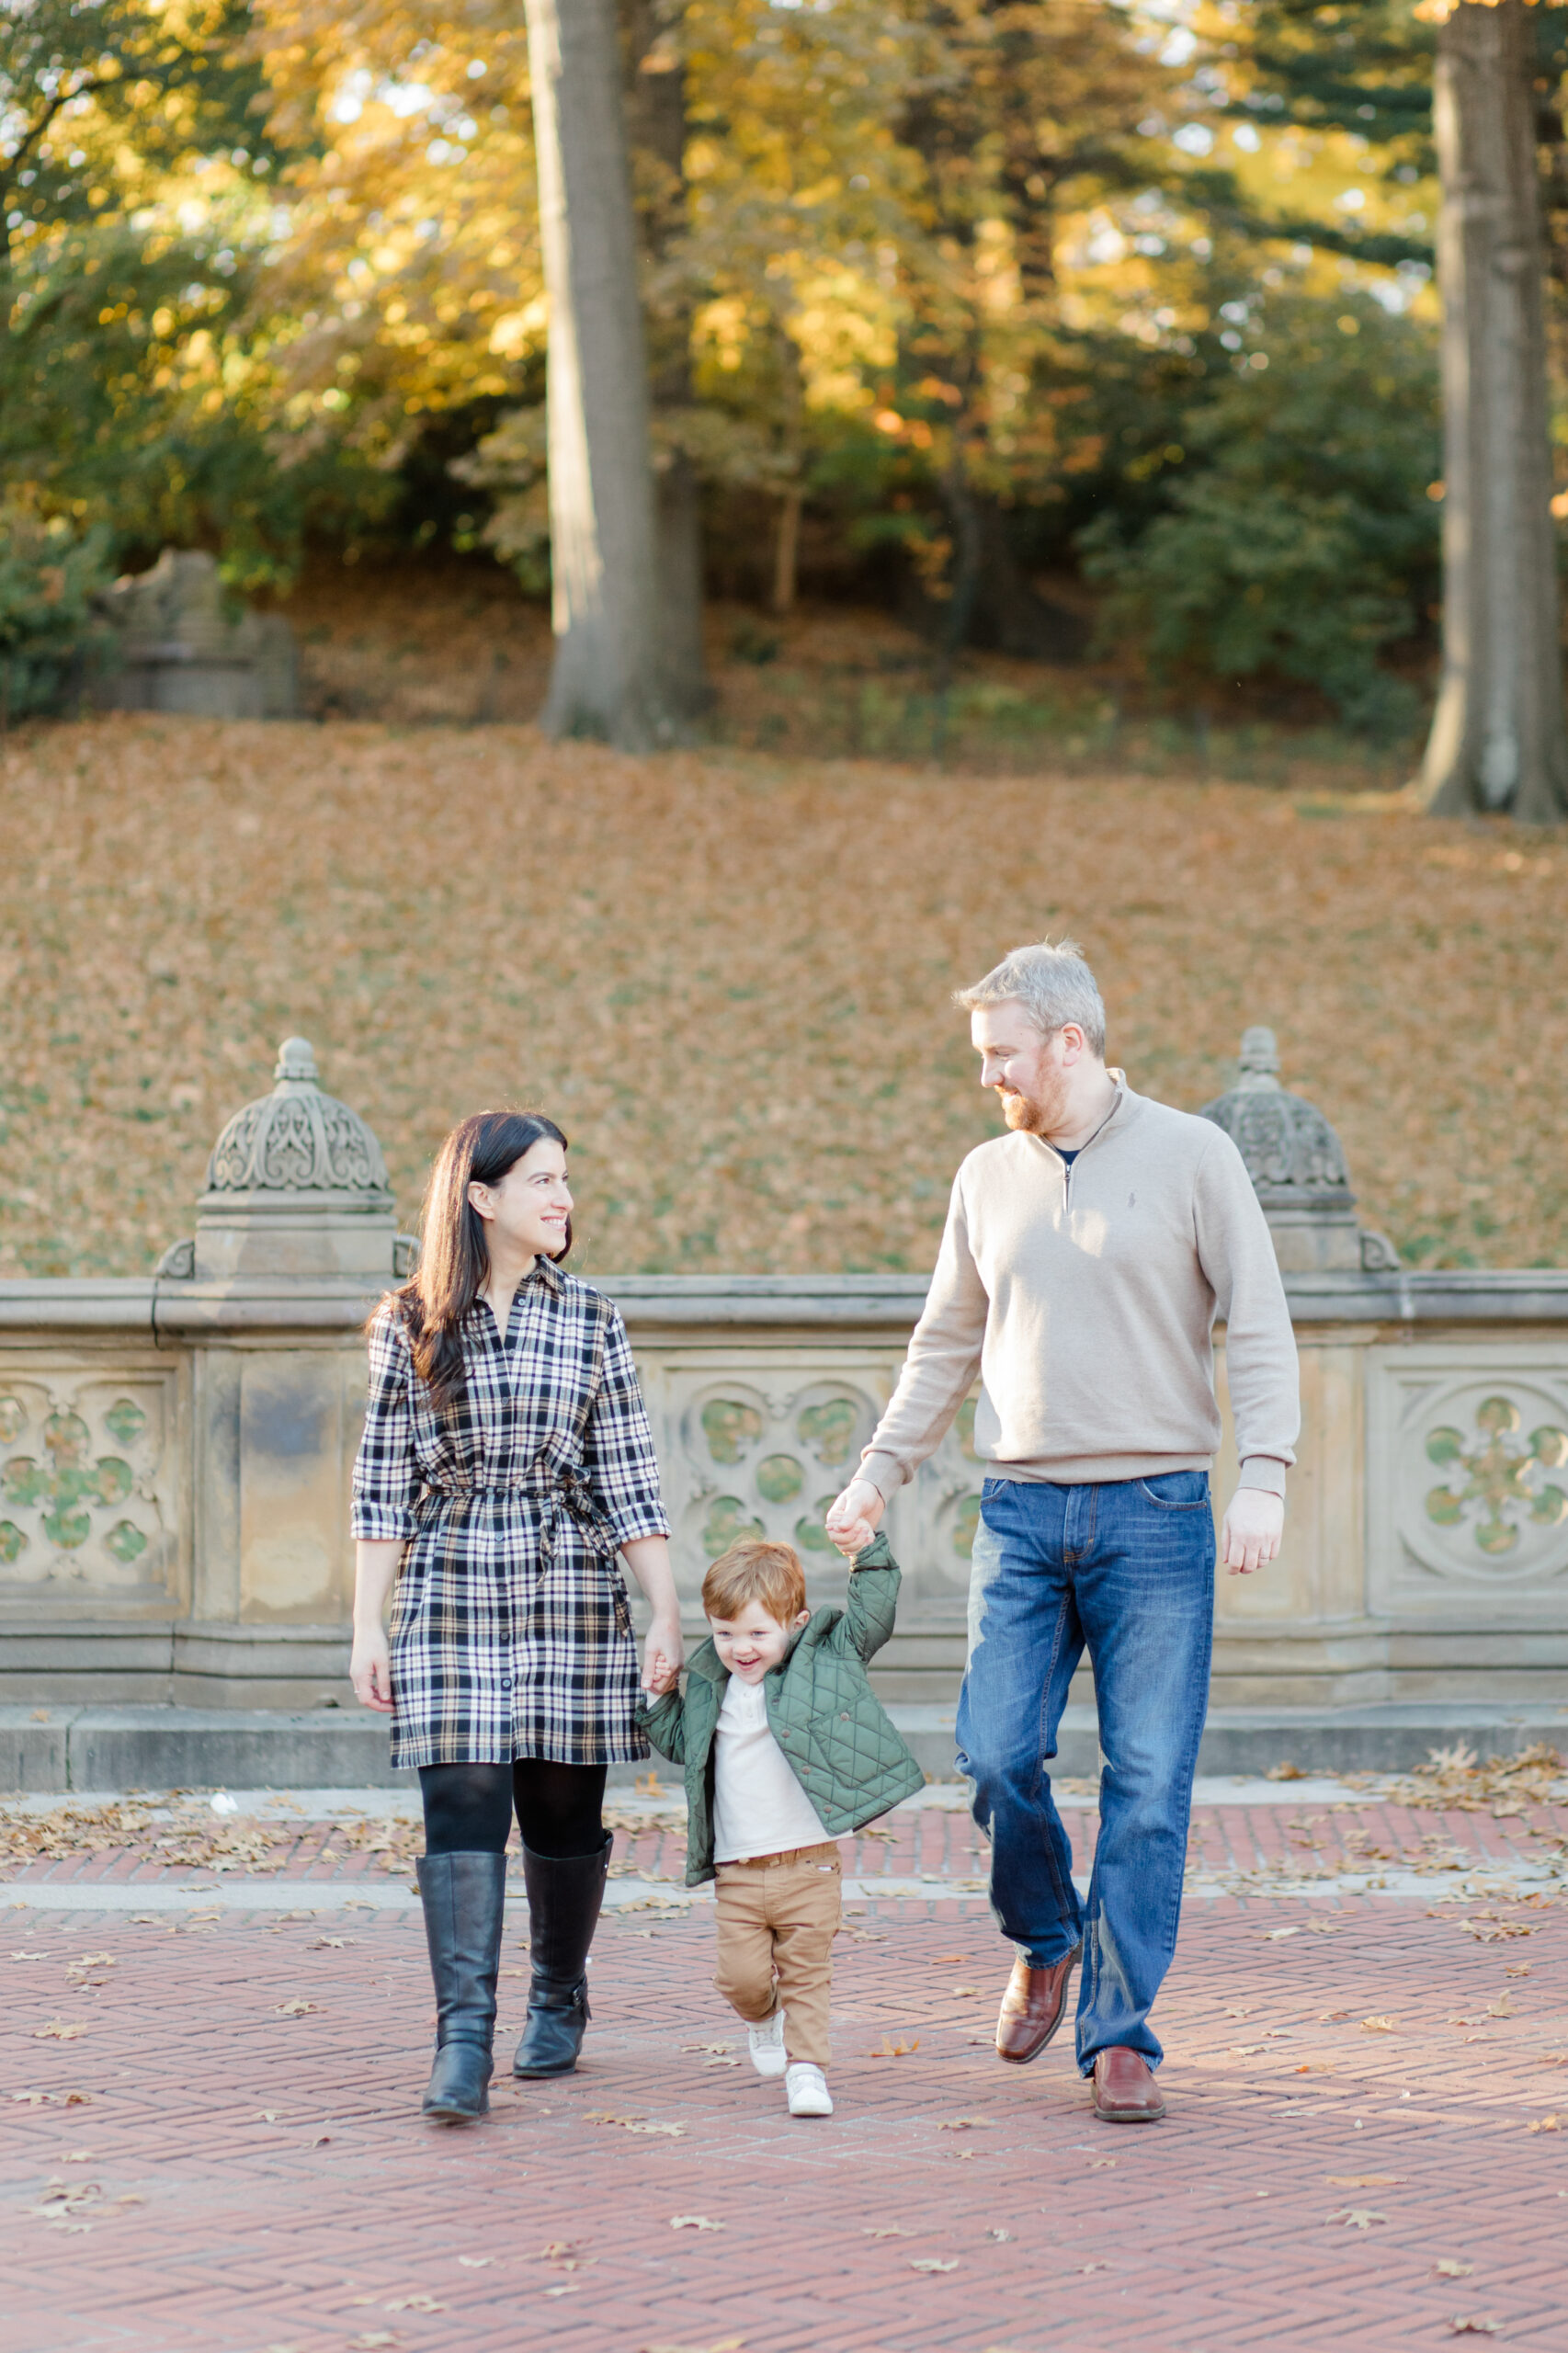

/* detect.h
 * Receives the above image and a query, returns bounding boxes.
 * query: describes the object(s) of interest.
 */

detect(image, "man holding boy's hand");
[827,940,1299,2123]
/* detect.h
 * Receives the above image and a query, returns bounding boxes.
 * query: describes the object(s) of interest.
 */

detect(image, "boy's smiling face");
[709,1602,811,1684]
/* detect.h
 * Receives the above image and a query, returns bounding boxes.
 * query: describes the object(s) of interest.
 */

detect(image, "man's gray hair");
[954,938,1107,1057]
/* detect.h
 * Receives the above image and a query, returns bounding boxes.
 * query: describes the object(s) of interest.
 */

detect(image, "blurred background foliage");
[6,0,1565,733]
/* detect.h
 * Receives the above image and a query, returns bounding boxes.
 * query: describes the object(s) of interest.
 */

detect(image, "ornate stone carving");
[203,1039,391,1200]
[642,1354,983,1608]
[1199,1028,1398,1274]
[1368,1353,1568,1608]
[1199,1028,1353,1210]
[190,1039,398,1279]
[154,1238,196,1280]
[0,1374,173,1595]
[1425,1397,1568,1556]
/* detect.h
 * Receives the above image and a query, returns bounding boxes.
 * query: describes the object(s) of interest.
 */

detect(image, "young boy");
[639,1529,924,2117]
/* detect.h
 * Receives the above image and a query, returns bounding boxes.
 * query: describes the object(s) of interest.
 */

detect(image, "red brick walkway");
[3,1814,1566,2352]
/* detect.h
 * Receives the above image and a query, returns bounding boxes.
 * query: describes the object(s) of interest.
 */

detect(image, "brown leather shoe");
[994,1946,1081,2064]
[1090,2046,1165,2122]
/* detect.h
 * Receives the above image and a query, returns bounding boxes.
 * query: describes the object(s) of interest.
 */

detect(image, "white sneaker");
[748,2007,788,2078]
[785,2062,834,2118]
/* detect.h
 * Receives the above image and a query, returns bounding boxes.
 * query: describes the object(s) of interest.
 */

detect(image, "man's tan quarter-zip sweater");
[860,1081,1300,1502]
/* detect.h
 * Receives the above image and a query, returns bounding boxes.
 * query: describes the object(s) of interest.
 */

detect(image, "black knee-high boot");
[416,1849,507,2120]
[511,1834,610,2078]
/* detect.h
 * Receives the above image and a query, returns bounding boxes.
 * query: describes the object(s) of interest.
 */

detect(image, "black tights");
[419,1759,607,1861]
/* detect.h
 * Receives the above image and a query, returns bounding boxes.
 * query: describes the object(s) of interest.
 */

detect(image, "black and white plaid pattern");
[351,1259,670,1769]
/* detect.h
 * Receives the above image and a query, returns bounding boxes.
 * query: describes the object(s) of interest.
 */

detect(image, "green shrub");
[1078,295,1440,737]
[0,503,117,719]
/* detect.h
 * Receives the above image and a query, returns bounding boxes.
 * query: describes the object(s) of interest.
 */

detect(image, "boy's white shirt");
[710,1675,830,1862]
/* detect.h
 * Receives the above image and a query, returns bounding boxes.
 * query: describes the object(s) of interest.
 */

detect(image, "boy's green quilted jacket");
[637,1531,925,1886]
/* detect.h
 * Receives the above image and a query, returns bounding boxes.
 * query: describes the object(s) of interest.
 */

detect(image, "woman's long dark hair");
[390,1110,570,1412]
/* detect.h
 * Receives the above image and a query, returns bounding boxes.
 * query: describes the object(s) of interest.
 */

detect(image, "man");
[826,940,1299,2123]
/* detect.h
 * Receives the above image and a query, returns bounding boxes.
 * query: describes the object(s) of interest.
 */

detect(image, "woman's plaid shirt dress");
[350,1259,671,1770]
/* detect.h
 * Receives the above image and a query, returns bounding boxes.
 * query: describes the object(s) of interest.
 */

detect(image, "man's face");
[971,1000,1071,1135]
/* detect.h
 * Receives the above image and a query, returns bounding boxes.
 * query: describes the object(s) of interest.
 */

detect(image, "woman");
[349,1109,683,2123]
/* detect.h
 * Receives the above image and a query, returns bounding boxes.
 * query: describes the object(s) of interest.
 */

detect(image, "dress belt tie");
[418,1465,619,1563]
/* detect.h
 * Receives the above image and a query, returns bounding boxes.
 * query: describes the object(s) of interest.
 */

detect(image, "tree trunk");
[1421,0,1568,823]
[524,0,677,749]
[772,489,802,616]
[622,0,710,718]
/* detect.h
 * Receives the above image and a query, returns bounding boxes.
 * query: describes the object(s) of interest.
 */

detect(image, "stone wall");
[2,1269,1565,1716]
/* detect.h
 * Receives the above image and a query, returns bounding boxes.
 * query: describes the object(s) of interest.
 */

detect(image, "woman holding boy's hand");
[350,1109,679,2125]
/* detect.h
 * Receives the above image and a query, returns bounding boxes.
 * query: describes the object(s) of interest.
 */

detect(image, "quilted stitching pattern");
[639,1531,926,1883]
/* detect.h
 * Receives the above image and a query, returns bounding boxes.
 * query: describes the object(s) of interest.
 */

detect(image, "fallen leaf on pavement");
[32,2020,85,2040]
[456,2256,496,2268]
[1526,2115,1560,2133]
[273,1999,314,2018]
[868,2038,920,2058]
[383,2297,444,2313]
[348,2337,400,2351]
[1436,2261,1474,2279]
[1327,2210,1387,2230]
[910,2257,960,2273]
[585,2112,686,2138]
[936,2119,986,2131]
[670,2217,723,2232]
[1360,2017,1397,2033]
[1263,1927,1301,1940]
[1326,2175,1403,2188]
[862,2227,916,2239]
[984,2228,1014,2241]
[1448,2322,1505,2337]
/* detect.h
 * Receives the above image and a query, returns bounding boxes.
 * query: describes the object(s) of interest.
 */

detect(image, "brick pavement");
[2,1803,1567,2353]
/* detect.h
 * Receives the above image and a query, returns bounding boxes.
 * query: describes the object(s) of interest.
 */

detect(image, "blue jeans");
[954,1472,1214,2074]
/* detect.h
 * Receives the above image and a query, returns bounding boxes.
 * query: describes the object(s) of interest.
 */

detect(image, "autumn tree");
[623,0,710,711]
[1417,0,1568,820]
[522,0,680,747]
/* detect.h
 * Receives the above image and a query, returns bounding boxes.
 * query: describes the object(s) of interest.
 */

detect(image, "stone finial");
[1235,1026,1281,1084]
[1199,1032,1398,1275]
[189,1039,398,1280]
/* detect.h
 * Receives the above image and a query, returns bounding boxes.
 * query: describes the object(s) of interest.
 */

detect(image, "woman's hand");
[350,1623,395,1713]
[350,1539,403,1713]
[621,1535,684,1696]
[641,1613,684,1697]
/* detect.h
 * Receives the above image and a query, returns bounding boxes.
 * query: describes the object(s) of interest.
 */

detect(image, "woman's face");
[468,1138,572,1264]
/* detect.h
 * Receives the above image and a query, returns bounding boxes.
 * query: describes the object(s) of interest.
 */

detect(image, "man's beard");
[1000,1071,1072,1137]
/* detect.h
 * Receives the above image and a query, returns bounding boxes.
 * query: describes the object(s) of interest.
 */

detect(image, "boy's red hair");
[701,1539,807,1624]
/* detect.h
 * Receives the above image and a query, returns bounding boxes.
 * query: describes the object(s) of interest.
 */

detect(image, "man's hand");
[1220,1486,1284,1576]
[825,1476,886,1558]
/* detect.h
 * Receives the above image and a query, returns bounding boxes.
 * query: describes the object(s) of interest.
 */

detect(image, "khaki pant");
[712,1842,842,2068]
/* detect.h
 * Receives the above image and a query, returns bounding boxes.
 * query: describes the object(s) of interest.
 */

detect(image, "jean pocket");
[1134,1472,1210,1511]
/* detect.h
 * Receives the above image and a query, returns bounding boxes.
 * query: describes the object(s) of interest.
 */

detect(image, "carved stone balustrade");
[1,1037,1566,1789]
